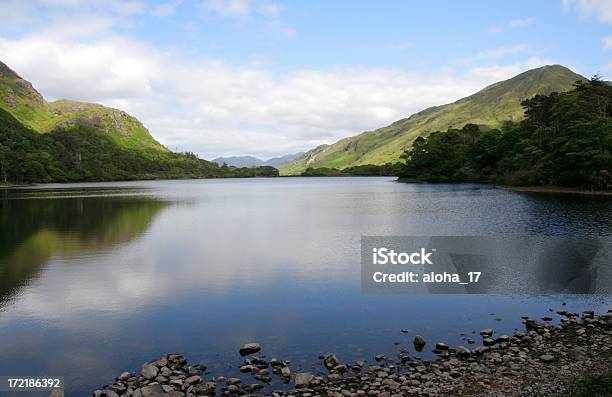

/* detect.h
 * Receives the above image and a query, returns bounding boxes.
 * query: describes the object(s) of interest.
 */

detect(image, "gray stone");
[413,335,426,352]
[239,342,261,356]
[141,363,159,380]
[139,384,164,397]
[185,375,201,385]
[539,354,555,363]
[295,372,314,388]
[480,328,493,337]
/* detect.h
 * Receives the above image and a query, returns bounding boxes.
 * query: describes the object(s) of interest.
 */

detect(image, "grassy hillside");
[398,78,612,189]
[0,60,279,183]
[279,65,586,175]
[0,61,168,156]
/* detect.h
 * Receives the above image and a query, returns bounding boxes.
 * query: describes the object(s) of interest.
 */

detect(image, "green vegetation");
[0,61,278,183]
[0,108,278,183]
[300,163,402,176]
[280,65,585,175]
[564,372,612,397]
[398,77,612,190]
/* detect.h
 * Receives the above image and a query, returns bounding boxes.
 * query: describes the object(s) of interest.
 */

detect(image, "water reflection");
[0,192,168,307]
[0,179,610,397]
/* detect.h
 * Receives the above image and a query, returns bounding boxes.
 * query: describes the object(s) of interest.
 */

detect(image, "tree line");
[398,77,612,190]
[0,108,278,184]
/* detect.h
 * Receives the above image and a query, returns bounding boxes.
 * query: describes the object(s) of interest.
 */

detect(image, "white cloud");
[488,16,536,33]
[203,0,252,17]
[563,0,612,23]
[40,0,148,15]
[0,2,557,159]
[603,35,612,48]
[0,30,554,158]
[257,1,285,17]
[509,17,536,28]
[151,1,182,17]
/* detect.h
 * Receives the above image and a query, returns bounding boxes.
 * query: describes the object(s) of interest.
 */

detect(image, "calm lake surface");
[1,177,611,396]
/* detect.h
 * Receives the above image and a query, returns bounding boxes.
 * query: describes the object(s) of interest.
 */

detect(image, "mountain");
[264,152,305,167]
[213,152,305,168]
[0,60,278,183]
[279,65,586,175]
[213,155,264,167]
[0,61,167,155]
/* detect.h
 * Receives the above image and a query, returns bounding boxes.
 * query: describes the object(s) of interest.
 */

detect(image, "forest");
[398,77,612,190]
[0,108,278,184]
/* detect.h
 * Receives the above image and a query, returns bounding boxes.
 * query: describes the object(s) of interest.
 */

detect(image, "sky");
[0,0,611,159]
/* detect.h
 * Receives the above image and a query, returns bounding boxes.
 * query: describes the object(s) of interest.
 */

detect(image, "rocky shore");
[91,309,611,397]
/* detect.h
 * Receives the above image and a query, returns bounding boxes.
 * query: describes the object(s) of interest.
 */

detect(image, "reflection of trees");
[0,191,168,305]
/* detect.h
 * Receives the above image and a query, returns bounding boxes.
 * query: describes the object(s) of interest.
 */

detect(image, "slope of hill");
[213,156,264,167]
[212,152,305,168]
[0,61,278,183]
[279,65,586,175]
[0,61,168,156]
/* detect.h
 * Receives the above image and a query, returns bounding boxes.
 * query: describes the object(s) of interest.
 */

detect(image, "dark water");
[0,177,611,396]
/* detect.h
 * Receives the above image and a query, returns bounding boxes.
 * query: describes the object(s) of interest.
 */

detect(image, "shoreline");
[92,308,612,397]
[498,185,612,196]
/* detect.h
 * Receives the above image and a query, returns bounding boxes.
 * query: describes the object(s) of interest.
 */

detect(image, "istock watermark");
[361,236,612,294]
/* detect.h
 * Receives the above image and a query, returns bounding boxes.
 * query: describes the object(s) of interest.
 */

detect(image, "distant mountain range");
[279,65,586,175]
[212,152,304,168]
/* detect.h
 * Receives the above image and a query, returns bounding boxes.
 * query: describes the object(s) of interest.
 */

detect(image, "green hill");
[0,60,278,183]
[0,61,168,155]
[279,65,586,175]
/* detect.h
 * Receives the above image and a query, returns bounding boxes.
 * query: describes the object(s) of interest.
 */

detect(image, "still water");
[0,177,611,396]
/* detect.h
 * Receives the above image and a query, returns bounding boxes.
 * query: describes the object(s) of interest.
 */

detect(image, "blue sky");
[0,0,611,158]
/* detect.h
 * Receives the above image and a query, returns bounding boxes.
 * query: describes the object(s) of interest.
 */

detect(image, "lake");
[0,177,611,396]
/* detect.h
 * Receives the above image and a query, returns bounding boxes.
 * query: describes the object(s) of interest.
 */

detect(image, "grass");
[0,66,169,156]
[279,65,585,175]
[565,372,612,397]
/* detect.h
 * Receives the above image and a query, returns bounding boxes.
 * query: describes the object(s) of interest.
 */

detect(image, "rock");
[295,372,314,388]
[455,346,471,358]
[582,311,594,319]
[323,353,339,369]
[539,354,555,363]
[483,337,496,346]
[401,329,411,333]
[374,354,385,361]
[226,377,242,385]
[497,335,510,343]
[281,366,291,378]
[473,345,490,355]
[185,375,201,385]
[435,342,449,351]
[239,342,261,356]
[480,328,493,337]
[413,335,426,352]
[141,363,159,380]
[117,371,132,381]
[139,384,164,397]
[525,319,544,331]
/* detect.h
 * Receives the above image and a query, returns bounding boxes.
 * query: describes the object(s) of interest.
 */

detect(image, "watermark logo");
[361,236,612,294]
